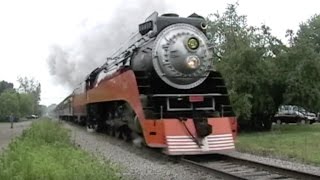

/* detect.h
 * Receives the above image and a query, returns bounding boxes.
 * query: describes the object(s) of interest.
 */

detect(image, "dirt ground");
[0,121,33,152]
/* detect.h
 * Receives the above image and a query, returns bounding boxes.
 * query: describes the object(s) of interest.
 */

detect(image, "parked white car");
[299,108,317,123]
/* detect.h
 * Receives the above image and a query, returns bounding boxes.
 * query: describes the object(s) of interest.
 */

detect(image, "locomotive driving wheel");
[104,102,140,143]
[123,104,138,142]
[122,126,132,142]
[106,125,115,136]
[115,128,122,139]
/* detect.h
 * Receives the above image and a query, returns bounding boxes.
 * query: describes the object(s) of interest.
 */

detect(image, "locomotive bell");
[152,23,212,89]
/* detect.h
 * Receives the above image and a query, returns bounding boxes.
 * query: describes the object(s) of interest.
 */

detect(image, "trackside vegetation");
[0,118,120,180]
[236,124,320,165]
[207,3,320,130]
[0,78,42,122]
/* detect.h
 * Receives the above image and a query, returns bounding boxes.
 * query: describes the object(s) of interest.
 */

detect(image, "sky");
[0,0,319,106]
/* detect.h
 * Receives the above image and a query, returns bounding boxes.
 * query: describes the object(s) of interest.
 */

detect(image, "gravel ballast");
[64,123,220,180]
[63,122,320,179]
[224,151,320,176]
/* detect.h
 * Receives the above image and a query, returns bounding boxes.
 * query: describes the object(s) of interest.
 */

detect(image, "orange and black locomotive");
[56,12,237,155]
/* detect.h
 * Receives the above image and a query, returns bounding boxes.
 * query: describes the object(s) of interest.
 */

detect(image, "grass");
[236,123,320,166]
[0,118,120,180]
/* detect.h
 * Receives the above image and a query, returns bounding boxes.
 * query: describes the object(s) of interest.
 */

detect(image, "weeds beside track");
[0,118,120,180]
[237,124,320,166]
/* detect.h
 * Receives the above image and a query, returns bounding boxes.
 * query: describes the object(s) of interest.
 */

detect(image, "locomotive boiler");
[56,12,237,155]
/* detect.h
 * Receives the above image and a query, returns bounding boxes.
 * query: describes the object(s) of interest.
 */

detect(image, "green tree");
[295,14,320,53]
[0,91,19,120]
[17,77,41,114]
[18,93,34,117]
[207,3,286,130]
[282,14,320,112]
[0,80,14,94]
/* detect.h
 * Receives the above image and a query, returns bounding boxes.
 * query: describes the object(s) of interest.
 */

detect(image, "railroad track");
[181,154,320,180]
[65,122,320,179]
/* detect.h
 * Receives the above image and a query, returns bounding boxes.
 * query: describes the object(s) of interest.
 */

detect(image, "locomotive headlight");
[186,56,200,69]
[187,37,199,50]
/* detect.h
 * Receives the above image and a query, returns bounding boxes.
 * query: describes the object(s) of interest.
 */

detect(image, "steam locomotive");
[56,12,237,155]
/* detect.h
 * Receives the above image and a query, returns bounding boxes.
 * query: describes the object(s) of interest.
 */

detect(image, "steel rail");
[181,158,247,180]
[182,154,320,180]
[220,154,320,180]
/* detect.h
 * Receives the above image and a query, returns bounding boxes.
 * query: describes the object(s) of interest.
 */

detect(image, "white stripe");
[167,141,234,146]
[167,142,198,145]
[207,140,234,144]
[165,134,235,154]
[166,139,195,142]
[168,142,234,147]
[168,148,203,151]
[169,145,200,149]
[168,146,235,152]
[166,137,233,141]
[166,134,233,139]
[168,143,235,149]
[167,139,233,144]
[166,137,234,143]
[207,134,233,138]
[208,136,233,139]
[168,146,235,151]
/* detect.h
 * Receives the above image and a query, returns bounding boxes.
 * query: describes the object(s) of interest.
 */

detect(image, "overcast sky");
[0,0,319,106]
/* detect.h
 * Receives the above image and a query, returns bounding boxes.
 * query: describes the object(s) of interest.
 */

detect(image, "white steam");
[47,0,170,89]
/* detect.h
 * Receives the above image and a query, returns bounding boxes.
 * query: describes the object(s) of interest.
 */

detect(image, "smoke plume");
[47,0,170,89]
